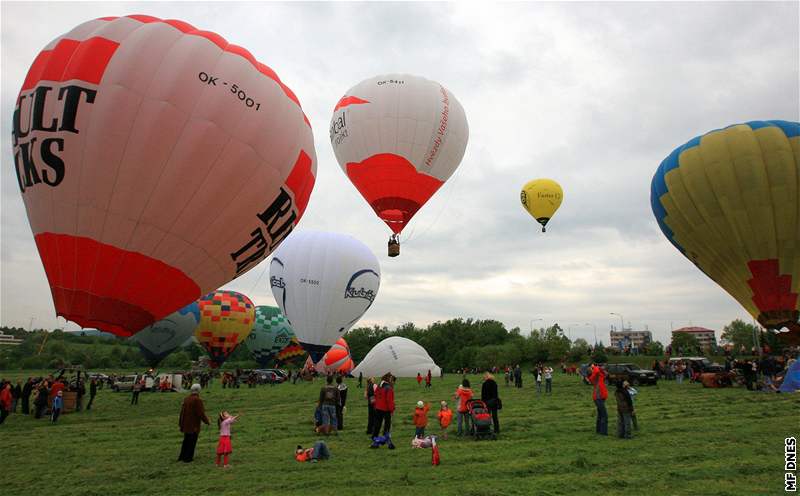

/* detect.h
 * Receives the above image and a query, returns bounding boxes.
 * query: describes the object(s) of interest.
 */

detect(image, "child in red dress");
[216,411,239,468]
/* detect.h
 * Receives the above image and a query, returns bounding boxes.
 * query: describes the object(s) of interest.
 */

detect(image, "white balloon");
[270,231,380,361]
[352,336,441,378]
[329,74,469,235]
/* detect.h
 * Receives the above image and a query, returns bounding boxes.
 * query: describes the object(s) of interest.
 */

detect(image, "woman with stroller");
[481,372,500,434]
[454,378,473,436]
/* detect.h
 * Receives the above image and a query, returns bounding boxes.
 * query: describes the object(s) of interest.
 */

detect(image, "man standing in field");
[178,384,210,462]
[87,378,97,411]
[588,364,608,436]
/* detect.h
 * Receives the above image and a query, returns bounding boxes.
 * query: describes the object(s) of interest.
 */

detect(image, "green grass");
[1,371,796,496]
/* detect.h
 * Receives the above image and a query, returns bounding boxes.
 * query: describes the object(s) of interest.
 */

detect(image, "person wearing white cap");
[412,400,430,439]
[178,384,210,462]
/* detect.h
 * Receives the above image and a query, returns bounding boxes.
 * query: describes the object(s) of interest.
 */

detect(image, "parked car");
[112,374,155,392]
[253,369,288,384]
[606,363,658,386]
[669,357,725,373]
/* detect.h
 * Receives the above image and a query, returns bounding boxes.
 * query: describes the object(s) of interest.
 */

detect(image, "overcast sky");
[1,1,798,345]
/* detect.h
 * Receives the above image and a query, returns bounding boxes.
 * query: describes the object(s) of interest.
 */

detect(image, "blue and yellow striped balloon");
[651,120,799,339]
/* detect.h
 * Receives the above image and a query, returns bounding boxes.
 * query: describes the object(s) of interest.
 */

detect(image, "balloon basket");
[388,241,400,257]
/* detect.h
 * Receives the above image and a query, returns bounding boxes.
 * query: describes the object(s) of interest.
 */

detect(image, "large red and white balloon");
[12,15,316,336]
[329,74,468,235]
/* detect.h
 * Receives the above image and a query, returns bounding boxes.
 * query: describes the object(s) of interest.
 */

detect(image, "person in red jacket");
[412,400,430,438]
[588,364,608,435]
[370,373,395,449]
[416,373,423,386]
[0,383,13,425]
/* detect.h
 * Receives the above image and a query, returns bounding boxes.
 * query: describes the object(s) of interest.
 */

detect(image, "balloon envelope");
[195,290,255,368]
[245,305,296,367]
[270,231,381,362]
[316,337,350,374]
[129,302,200,366]
[651,120,800,335]
[275,336,305,365]
[329,74,468,234]
[352,336,440,378]
[521,179,563,232]
[13,15,316,337]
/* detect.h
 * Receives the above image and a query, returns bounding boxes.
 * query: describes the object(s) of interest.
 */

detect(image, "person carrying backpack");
[317,376,340,435]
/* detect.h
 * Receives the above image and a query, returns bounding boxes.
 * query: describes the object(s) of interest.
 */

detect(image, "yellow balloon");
[521,179,563,232]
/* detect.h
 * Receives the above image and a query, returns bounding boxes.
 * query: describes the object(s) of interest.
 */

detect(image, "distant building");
[610,330,652,350]
[672,326,717,350]
[0,331,23,346]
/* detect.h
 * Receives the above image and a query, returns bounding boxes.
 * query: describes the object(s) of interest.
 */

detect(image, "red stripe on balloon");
[21,37,119,91]
[34,233,201,337]
[346,153,443,233]
[747,259,798,312]
[333,95,369,112]
[285,150,315,219]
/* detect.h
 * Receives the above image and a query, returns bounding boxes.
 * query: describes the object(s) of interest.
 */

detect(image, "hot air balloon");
[270,231,381,361]
[245,305,295,367]
[651,120,800,339]
[329,74,469,256]
[521,179,563,232]
[195,290,255,368]
[316,337,351,374]
[12,15,316,337]
[129,302,200,367]
[352,336,441,378]
[275,337,306,365]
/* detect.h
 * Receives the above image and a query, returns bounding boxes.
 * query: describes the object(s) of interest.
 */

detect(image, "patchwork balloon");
[12,15,316,337]
[270,230,380,362]
[195,290,255,368]
[651,120,800,337]
[129,301,200,366]
[245,305,295,367]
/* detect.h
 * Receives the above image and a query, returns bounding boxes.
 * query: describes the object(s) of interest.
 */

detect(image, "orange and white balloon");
[316,337,351,374]
[12,15,316,337]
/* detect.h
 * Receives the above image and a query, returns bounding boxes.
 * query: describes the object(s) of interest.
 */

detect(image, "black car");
[606,363,658,386]
[669,357,725,373]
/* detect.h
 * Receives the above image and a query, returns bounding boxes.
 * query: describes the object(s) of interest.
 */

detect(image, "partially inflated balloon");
[316,337,350,374]
[275,337,305,365]
[270,231,381,361]
[246,305,295,367]
[521,179,563,232]
[330,74,468,236]
[129,302,200,366]
[651,121,799,337]
[195,290,255,368]
[13,15,316,337]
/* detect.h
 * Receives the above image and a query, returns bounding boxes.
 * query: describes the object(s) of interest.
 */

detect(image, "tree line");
[0,318,780,372]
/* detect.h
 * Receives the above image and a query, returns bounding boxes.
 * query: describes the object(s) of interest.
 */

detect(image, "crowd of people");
[0,373,100,425]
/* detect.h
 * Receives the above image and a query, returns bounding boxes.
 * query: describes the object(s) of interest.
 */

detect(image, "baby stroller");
[466,399,496,440]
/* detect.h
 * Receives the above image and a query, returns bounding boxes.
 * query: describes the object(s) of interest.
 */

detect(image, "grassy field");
[1,370,796,496]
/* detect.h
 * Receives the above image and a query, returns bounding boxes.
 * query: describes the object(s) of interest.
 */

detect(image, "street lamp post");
[530,318,542,335]
[610,312,624,332]
[585,323,597,346]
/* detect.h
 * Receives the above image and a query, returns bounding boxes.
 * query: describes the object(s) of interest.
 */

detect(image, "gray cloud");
[1,2,797,346]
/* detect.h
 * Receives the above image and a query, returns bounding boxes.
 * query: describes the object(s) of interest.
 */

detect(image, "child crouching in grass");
[413,401,430,438]
[437,401,453,440]
[216,411,240,468]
